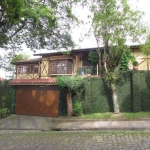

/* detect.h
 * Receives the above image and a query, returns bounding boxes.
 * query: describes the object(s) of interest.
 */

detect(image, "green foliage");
[132,61,139,66]
[83,78,113,114]
[11,54,29,62]
[120,48,135,71]
[0,0,23,45]
[106,72,117,83]
[0,108,11,118]
[79,112,150,120]
[0,0,77,50]
[73,101,82,116]
[0,80,14,116]
[56,76,84,90]
[132,71,150,112]
[140,35,150,56]
[91,0,145,113]
[116,71,132,112]
[88,51,99,66]
[86,68,92,74]
[58,71,150,116]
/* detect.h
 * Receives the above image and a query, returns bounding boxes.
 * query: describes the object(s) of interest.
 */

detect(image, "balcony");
[77,66,97,76]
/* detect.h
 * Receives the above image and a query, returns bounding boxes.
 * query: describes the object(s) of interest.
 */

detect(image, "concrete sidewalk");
[53,119,150,131]
[1,115,150,132]
[0,115,54,131]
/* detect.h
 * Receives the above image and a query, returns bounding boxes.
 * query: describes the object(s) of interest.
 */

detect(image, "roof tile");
[9,78,56,85]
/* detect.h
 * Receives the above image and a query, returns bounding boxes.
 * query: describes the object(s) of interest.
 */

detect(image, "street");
[0,131,150,150]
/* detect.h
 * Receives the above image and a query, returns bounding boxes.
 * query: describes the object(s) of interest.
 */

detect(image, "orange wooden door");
[15,85,59,117]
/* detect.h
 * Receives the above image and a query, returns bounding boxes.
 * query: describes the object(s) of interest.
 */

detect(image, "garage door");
[15,85,59,117]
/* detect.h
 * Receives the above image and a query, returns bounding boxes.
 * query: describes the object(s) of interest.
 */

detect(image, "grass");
[74,112,150,120]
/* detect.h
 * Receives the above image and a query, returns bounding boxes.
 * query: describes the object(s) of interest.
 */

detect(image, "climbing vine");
[56,76,84,116]
[120,48,135,71]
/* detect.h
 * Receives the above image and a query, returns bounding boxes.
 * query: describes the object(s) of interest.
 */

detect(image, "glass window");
[50,59,72,74]
[18,65,39,74]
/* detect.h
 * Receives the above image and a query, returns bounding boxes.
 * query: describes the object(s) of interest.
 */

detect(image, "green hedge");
[58,71,150,115]
[116,71,132,112]
[0,80,14,112]
[83,78,113,114]
[132,71,150,112]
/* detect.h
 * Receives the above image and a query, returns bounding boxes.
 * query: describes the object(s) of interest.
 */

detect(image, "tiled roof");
[11,58,41,65]
[9,78,56,85]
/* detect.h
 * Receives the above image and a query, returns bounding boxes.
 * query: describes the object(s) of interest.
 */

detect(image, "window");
[18,65,39,74]
[50,59,72,74]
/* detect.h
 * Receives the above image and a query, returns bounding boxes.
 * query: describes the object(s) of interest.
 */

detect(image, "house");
[9,45,147,117]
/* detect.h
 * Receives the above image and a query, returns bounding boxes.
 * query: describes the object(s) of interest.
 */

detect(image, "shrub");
[0,108,11,118]
[73,101,83,116]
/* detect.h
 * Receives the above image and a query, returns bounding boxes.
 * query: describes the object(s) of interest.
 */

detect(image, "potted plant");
[86,68,92,77]
[133,61,139,70]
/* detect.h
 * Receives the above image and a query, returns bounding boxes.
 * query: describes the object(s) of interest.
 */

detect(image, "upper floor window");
[50,59,72,75]
[18,65,39,74]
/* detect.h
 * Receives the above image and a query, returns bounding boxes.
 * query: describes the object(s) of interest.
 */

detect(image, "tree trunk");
[66,90,73,117]
[111,82,120,113]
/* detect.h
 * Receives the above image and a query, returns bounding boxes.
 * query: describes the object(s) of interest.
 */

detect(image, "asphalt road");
[0,131,150,150]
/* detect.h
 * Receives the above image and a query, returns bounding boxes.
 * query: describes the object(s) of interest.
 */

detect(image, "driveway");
[0,114,54,131]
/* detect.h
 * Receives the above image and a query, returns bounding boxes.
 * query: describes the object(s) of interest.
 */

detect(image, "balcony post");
[75,55,78,75]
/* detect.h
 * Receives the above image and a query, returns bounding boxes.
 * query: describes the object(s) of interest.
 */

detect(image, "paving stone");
[0,131,150,150]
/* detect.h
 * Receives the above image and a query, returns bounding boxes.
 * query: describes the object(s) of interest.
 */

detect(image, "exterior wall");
[41,57,49,78]
[131,48,149,70]
[16,74,39,79]
[16,63,40,79]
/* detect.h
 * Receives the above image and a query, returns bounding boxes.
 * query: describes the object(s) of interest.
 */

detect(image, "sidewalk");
[53,119,150,131]
[1,115,150,132]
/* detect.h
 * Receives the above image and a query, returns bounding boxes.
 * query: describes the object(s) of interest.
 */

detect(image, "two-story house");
[9,46,147,117]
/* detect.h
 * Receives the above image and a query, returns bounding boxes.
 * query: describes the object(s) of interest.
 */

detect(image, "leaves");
[91,0,145,74]
[88,51,99,66]
[0,0,78,50]
[56,76,84,90]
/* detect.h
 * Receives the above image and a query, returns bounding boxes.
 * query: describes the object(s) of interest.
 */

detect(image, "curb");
[53,118,150,123]
[52,127,150,131]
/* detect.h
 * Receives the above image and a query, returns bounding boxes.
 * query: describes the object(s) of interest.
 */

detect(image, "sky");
[72,0,150,49]
[1,0,150,78]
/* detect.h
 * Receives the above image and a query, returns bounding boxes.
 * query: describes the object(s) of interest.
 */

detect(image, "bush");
[0,108,11,118]
[73,101,83,116]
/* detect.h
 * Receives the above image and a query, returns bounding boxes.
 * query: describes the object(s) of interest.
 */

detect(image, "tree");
[0,53,29,78]
[0,0,23,45]
[0,0,78,50]
[91,0,145,113]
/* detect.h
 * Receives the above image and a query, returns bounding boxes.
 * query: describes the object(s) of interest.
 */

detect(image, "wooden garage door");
[15,86,59,117]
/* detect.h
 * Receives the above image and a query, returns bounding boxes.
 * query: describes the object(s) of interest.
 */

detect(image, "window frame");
[50,59,73,75]
[18,64,39,74]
